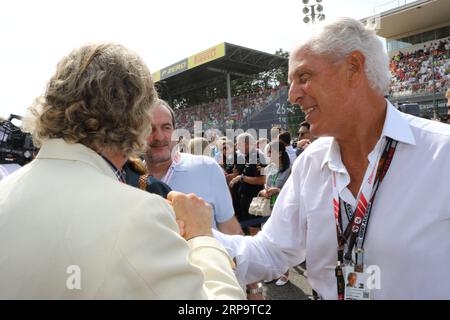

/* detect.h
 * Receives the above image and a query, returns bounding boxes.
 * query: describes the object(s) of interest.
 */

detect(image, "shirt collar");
[168,151,185,172]
[321,139,346,173]
[172,152,186,171]
[321,100,416,171]
[100,154,127,182]
[381,100,416,146]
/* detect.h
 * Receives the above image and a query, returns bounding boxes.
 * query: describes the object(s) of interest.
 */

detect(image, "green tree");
[230,48,290,96]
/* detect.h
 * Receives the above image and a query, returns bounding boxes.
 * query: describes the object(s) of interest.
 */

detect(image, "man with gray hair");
[229,132,267,231]
[183,17,450,299]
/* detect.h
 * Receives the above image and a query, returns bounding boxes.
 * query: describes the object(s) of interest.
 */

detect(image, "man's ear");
[346,51,365,86]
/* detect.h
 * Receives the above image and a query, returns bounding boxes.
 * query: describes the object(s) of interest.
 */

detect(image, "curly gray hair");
[24,42,157,157]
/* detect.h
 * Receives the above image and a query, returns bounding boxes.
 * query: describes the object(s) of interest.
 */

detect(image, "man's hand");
[176,219,186,237]
[297,139,311,149]
[167,191,213,240]
[267,187,280,197]
[259,189,269,199]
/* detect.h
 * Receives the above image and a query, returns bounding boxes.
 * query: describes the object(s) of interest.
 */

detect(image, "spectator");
[229,133,267,234]
[207,17,450,299]
[278,131,297,164]
[144,99,243,236]
[218,140,243,184]
[296,121,314,156]
[0,116,22,180]
[270,126,282,142]
[389,38,449,97]
[213,137,228,163]
[177,135,188,153]
[0,42,244,299]
[173,87,284,131]
[260,141,292,287]
[261,142,291,210]
[124,157,172,198]
[188,137,210,156]
[257,138,268,154]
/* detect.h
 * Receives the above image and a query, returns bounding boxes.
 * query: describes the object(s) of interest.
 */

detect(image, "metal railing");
[372,0,421,15]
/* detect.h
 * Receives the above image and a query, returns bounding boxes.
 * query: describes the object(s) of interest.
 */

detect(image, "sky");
[0,0,413,118]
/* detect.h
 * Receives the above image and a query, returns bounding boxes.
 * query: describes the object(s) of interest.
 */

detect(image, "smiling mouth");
[303,106,317,116]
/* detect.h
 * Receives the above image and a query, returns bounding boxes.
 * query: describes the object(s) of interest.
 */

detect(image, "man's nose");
[288,83,304,106]
[149,127,164,142]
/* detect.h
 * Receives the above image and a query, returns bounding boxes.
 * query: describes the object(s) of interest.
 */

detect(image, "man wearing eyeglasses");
[296,121,315,156]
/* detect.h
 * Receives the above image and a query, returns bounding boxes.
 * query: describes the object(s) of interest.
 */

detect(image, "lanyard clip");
[335,261,345,300]
[355,248,365,272]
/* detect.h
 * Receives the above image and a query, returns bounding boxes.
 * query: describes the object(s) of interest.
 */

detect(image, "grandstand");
[154,2,449,132]
[362,0,450,119]
[151,43,289,132]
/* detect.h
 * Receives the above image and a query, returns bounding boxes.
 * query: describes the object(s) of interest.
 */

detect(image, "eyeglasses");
[299,130,309,136]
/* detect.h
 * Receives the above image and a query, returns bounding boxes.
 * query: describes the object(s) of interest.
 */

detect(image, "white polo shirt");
[163,153,235,229]
[214,101,450,299]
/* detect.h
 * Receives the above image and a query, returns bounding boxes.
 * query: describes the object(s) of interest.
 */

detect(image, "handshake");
[166,191,213,241]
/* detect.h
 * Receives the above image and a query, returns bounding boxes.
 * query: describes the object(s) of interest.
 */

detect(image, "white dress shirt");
[214,101,450,299]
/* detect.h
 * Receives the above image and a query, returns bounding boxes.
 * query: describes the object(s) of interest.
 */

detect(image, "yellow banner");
[188,43,225,69]
[159,59,188,81]
[152,70,161,82]
[152,43,226,82]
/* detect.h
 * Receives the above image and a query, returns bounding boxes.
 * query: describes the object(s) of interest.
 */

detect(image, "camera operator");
[0,115,36,180]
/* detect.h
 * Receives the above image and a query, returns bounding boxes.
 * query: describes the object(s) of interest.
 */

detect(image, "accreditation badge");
[342,265,372,300]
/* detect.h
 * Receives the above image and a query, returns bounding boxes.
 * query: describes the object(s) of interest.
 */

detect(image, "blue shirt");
[165,153,234,229]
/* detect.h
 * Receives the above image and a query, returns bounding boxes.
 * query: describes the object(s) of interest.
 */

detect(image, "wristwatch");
[246,282,263,295]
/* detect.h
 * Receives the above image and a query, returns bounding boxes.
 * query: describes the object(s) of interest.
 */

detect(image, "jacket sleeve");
[117,194,246,299]
[146,176,172,199]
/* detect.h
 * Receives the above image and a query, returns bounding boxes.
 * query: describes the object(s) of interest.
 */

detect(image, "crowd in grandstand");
[175,38,450,130]
[174,86,285,131]
[389,38,450,97]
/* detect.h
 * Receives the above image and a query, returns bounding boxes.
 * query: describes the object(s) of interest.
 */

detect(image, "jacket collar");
[35,139,117,180]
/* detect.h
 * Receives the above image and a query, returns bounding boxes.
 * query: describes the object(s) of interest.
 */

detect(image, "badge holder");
[342,249,373,300]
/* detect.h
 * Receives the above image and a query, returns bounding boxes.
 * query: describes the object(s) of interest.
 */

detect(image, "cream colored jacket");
[0,139,245,299]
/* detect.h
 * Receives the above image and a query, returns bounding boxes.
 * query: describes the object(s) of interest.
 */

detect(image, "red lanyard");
[333,137,397,264]
[334,137,397,299]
